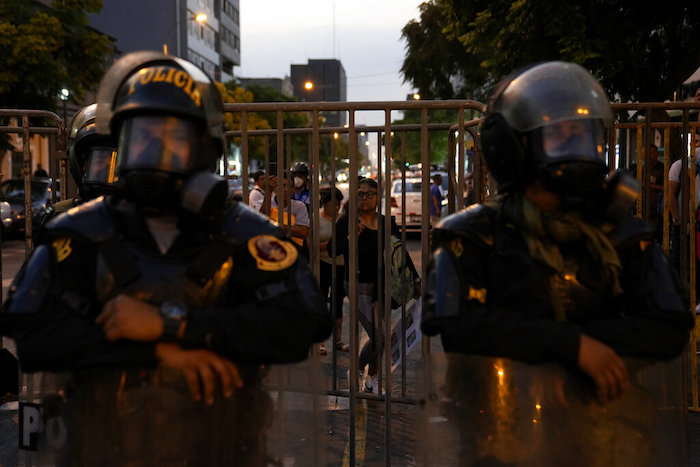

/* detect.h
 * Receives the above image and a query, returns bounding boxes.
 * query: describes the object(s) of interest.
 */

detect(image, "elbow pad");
[422,247,462,336]
[4,245,51,317]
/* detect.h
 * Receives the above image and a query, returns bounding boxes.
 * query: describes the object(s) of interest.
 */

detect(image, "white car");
[390,178,423,229]
[390,174,454,229]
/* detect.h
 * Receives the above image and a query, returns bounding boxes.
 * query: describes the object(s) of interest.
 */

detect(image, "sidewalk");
[690,412,700,465]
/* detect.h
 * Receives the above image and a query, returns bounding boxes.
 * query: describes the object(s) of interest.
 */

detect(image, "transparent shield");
[421,353,686,466]
[16,360,329,466]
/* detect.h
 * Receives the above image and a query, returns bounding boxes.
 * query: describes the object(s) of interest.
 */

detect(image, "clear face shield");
[83,147,117,185]
[540,118,606,163]
[117,115,198,175]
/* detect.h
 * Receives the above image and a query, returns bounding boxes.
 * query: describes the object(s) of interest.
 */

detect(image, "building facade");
[89,0,240,83]
[238,77,294,98]
[290,59,347,127]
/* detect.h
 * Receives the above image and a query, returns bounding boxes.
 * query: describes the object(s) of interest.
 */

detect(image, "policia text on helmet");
[480,61,638,217]
[95,51,227,217]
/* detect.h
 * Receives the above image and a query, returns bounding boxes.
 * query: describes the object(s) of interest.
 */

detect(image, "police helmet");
[291,161,309,176]
[94,51,226,210]
[481,61,612,199]
[68,104,117,200]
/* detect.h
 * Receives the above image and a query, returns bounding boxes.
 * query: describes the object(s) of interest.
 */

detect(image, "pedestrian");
[290,161,311,210]
[335,178,399,394]
[430,173,443,225]
[248,169,266,208]
[0,51,331,464]
[423,61,692,464]
[319,186,349,355]
[33,163,48,178]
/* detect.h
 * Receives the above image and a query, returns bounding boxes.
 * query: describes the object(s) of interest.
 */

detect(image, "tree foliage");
[402,0,700,102]
[390,109,456,167]
[0,0,114,110]
[216,82,271,162]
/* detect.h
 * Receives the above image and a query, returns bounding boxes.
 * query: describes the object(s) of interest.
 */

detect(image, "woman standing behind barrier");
[334,178,399,393]
[319,187,350,355]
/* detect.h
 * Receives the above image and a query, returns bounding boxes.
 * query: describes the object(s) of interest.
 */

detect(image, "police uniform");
[424,196,692,363]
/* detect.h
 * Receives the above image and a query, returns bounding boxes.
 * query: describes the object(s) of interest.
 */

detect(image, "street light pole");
[59,88,70,123]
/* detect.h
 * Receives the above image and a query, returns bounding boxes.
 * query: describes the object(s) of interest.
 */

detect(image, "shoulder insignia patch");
[52,238,72,263]
[247,235,297,271]
[447,237,464,257]
[467,286,487,304]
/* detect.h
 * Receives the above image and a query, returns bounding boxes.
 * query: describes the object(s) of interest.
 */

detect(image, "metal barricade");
[2,99,699,465]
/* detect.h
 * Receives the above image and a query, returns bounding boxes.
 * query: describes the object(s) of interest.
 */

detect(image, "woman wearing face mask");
[290,162,311,212]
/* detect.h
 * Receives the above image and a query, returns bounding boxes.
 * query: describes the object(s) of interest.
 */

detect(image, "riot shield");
[15,358,328,466]
[421,352,686,467]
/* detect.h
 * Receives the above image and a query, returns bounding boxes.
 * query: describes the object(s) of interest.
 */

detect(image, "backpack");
[389,236,419,307]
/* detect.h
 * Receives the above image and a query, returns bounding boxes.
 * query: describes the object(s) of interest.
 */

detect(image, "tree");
[401,1,490,100]
[216,82,271,163]
[402,0,700,102]
[390,109,456,167]
[0,0,114,110]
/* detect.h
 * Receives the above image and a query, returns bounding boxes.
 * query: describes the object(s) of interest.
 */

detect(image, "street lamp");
[163,12,207,56]
[59,88,70,122]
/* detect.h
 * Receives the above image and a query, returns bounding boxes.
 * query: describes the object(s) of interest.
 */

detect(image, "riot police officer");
[53,103,117,214]
[424,61,691,397]
[1,51,331,464]
[422,61,693,464]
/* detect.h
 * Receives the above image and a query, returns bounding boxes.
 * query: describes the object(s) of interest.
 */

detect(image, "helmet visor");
[118,115,197,174]
[541,119,605,161]
[83,148,117,185]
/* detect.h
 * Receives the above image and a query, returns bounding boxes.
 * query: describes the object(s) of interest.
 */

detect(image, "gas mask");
[116,115,226,217]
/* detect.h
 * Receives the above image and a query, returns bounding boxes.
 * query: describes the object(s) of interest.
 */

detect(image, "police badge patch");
[248,235,297,271]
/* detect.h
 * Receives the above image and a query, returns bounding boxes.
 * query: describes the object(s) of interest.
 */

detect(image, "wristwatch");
[159,301,189,341]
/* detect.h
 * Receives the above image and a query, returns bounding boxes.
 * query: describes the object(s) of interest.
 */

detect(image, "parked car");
[0,201,11,239]
[390,174,454,229]
[0,177,58,237]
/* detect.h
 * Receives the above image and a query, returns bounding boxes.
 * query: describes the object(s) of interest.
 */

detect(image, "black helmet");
[68,104,117,200]
[290,161,309,176]
[94,51,226,211]
[481,61,612,199]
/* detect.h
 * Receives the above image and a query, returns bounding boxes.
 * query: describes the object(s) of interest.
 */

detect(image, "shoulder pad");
[607,216,656,249]
[43,196,118,244]
[433,203,496,248]
[220,201,286,246]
